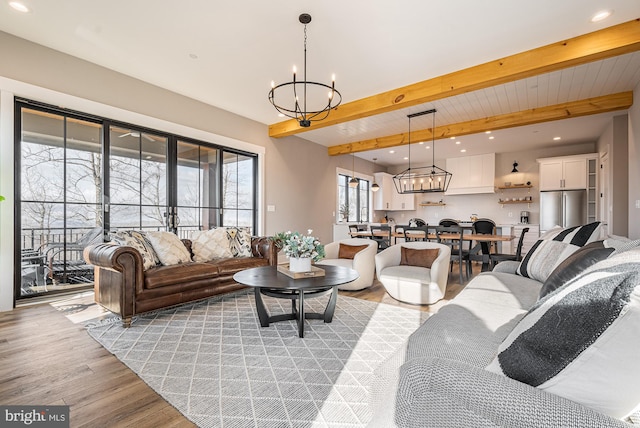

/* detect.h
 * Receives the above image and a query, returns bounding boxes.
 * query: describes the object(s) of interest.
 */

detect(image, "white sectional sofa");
[368,223,640,427]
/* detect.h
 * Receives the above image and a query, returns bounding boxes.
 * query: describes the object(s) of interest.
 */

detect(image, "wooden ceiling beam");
[270,19,640,139]
[327,92,633,156]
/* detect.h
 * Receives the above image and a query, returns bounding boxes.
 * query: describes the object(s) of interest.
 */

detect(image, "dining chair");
[439,218,459,227]
[370,225,392,251]
[472,218,497,255]
[490,227,530,267]
[403,226,428,242]
[435,225,470,283]
[394,224,409,241]
[409,218,427,227]
[348,225,359,236]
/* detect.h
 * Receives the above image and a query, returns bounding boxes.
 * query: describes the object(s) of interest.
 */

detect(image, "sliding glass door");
[108,126,169,232]
[17,106,103,297]
[15,100,258,301]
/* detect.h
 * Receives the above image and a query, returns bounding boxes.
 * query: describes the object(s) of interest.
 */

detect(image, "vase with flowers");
[271,230,325,272]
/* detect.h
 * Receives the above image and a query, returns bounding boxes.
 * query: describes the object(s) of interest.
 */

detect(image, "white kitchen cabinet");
[445,153,495,195]
[373,172,415,211]
[537,154,596,191]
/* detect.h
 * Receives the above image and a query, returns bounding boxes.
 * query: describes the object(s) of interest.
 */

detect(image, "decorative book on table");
[277,264,325,279]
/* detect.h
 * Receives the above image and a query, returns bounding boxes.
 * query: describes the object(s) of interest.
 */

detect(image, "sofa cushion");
[338,243,369,259]
[144,262,219,289]
[539,240,614,298]
[225,227,253,257]
[516,222,601,283]
[110,230,160,270]
[486,247,640,419]
[145,231,192,266]
[210,256,269,275]
[400,247,439,268]
[191,228,233,261]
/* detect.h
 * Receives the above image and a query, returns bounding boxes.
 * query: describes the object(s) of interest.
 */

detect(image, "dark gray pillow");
[539,241,614,298]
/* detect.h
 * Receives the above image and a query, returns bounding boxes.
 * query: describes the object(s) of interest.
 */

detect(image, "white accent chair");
[320,238,378,290]
[375,242,451,304]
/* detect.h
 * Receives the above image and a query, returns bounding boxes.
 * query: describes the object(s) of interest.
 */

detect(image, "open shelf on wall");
[419,202,446,207]
[497,184,533,190]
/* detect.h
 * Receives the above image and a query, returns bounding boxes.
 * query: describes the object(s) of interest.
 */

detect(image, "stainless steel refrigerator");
[540,190,587,233]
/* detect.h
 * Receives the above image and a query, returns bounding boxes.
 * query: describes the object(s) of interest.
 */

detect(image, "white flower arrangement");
[272,230,325,262]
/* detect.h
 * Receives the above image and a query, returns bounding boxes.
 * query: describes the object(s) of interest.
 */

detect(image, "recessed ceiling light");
[426,146,430,149]
[403,157,409,160]
[450,137,456,140]
[389,150,395,154]
[489,136,495,140]
[418,141,424,145]
[485,131,492,134]
[455,141,461,145]
[591,10,612,23]
[9,1,29,12]
[460,149,467,153]
[553,136,562,141]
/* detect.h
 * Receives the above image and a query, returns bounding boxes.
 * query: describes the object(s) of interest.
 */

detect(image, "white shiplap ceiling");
[1,0,639,165]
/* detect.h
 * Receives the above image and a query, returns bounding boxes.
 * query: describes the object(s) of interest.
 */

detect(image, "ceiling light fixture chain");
[392,108,453,194]
[269,13,342,128]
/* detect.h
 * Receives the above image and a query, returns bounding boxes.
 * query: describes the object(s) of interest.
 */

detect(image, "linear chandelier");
[393,108,453,194]
[268,13,342,128]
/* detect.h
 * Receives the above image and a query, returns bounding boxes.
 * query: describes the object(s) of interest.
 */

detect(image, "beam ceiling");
[269,19,640,139]
[327,92,633,156]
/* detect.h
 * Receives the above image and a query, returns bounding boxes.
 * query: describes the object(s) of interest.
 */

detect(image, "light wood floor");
[0,263,478,427]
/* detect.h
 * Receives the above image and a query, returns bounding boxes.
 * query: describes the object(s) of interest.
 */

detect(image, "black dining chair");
[439,218,459,227]
[490,227,530,267]
[472,218,497,255]
[435,225,470,283]
[409,218,427,227]
[403,226,428,242]
[370,225,392,251]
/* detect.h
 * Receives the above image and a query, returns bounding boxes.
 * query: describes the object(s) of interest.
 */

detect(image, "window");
[338,174,370,223]
[15,99,258,300]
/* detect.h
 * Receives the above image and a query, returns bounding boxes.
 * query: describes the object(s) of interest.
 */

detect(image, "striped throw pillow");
[487,247,640,419]
[516,222,601,283]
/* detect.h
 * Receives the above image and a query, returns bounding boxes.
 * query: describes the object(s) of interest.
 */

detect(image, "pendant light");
[371,158,380,192]
[349,154,359,188]
[268,13,342,127]
[511,161,519,173]
[392,108,453,194]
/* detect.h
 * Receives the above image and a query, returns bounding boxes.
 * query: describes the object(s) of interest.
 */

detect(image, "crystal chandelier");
[393,108,453,194]
[268,13,342,128]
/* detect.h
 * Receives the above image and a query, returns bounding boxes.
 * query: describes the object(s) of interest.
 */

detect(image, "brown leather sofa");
[84,236,276,327]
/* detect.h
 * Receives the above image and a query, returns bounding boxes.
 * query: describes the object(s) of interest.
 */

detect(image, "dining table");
[349,229,515,271]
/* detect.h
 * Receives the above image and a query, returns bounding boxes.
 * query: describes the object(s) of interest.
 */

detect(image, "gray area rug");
[86,290,429,427]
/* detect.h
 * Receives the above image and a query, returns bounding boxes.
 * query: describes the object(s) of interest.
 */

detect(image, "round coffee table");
[233,264,359,338]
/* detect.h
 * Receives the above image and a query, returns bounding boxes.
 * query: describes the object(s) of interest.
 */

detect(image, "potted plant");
[271,230,325,272]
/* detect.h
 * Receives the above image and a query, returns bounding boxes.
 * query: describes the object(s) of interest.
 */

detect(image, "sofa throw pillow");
[191,228,233,261]
[539,241,615,298]
[110,230,160,270]
[225,227,253,257]
[400,247,439,268]
[338,243,369,259]
[145,231,192,266]
[486,247,640,419]
[516,221,601,283]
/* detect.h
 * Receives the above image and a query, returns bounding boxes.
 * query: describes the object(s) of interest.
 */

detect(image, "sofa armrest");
[84,243,144,326]
[251,236,277,266]
[383,357,631,428]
